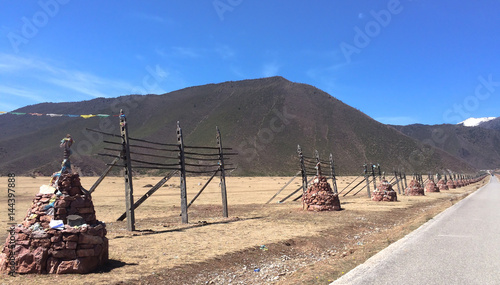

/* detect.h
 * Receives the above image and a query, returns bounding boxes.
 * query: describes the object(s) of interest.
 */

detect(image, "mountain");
[0,76,476,176]
[392,124,500,170]
[459,117,496,127]
[477,117,500,131]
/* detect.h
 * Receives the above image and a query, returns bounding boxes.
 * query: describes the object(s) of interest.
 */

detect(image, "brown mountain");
[478,117,500,131]
[0,76,476,176]
[392,124,500,170]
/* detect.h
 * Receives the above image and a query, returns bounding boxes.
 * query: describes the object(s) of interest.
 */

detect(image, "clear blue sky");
[1,0,499,125]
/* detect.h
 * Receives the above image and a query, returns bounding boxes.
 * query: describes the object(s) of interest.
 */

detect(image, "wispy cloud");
[156,45,237,60]
[0,53,137,101]
[262,62,280,77]
[0,85,46,102]
[172,47,202,58]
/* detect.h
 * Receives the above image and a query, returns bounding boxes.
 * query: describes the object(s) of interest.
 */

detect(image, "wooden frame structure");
[88,111,236,231]
[266,145,338,204]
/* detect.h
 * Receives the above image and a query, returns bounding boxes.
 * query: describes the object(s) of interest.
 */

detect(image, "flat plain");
[0,175,489,284]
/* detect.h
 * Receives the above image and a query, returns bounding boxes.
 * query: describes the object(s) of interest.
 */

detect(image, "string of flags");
[0,111,121,119]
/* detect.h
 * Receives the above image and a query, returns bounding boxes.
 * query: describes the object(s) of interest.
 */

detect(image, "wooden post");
[364,164,371,198]
[371,164,377,191]
[403,170,408,188]
[298,145,308,194]
[329,153,338,194]
[89,157,119,194]
[394,169,401,194]
[177,121,188,224]
[377,164,382,182]
[217,126,228,218]
[120,110,135,231]
[298,145,307,209]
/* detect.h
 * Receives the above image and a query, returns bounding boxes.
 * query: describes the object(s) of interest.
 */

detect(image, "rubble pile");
[302,167,341,211]
[405,179,425,196]
[372,179,397,202]
[425,180,440,193]
[0,173,108,274]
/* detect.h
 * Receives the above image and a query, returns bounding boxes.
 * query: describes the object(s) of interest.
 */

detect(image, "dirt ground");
[0,174,490,284]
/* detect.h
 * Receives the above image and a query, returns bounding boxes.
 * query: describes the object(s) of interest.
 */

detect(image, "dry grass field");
[0,174,489,284]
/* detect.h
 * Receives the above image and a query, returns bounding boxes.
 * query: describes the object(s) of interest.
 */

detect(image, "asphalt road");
[333,176,500,285]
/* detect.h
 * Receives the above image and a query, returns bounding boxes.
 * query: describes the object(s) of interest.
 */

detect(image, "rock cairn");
[372,179,397,202]
[437,179,449,191]
[425,180,440,193]
[405,179,425,196]
[302,163,341,211]
[0,173,108,274]
[446,179,457,189]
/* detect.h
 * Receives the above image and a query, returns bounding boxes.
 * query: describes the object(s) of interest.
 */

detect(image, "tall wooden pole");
[394,169,401,194]
[371,164,377,191]
[329,153,338,194]
[298,145,307,194]
[120,110,135,231]
[364,164,371,198]
[177,122,188,224]
[217,127,228,218]
[298,145,307,209]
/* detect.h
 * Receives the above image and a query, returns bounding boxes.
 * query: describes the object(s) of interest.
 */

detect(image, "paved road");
[333,176,500,285]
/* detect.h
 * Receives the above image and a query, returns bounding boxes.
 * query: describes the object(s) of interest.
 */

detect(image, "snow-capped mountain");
[458,117,497,127]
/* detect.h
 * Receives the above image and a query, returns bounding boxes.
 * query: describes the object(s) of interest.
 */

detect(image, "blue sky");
[1,0,499,125]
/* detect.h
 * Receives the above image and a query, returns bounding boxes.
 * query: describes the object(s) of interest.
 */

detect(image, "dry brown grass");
[0,175,489,284]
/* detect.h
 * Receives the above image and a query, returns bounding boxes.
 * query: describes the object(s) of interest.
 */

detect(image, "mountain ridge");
[0,76,478,176]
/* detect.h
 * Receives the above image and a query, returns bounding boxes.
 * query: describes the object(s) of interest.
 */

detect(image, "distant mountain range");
[459,117,497,127]
[0,76,495,176]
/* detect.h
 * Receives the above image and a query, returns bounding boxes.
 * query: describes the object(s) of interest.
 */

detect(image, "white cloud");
[0,85,46,102]
[0,53,137,101]
[172,47,203,58]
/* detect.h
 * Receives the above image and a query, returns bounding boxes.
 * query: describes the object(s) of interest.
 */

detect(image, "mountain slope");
[392,124,500,170]
[0,77,476,176]
[478,117,500,131]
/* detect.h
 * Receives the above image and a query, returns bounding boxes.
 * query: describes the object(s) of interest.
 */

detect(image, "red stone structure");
[0,173,108,274]
[405,179,425,196]
[302,164,341,211]
[372,179,397,202]
[446,179,457,189]
[425,180,440,193]
[437,179,449,191]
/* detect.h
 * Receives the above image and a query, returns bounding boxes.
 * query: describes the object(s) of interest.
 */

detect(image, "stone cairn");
[302,163,341,211]
[372,179,397,202]
[446,178,457,189]
[0,134,108,274]
[454,176,463,188]
[425,179,440,193]
[437,177,449,191]
[405,179,425,196]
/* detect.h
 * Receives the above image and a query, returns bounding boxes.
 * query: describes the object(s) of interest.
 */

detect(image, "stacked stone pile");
[372,179,397,202]
[425,180,440,193]
[302,169,341,211]
[437,179,449,191]
[0,173,108,274]
[447,179,457,189]
[405,179,425,196]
